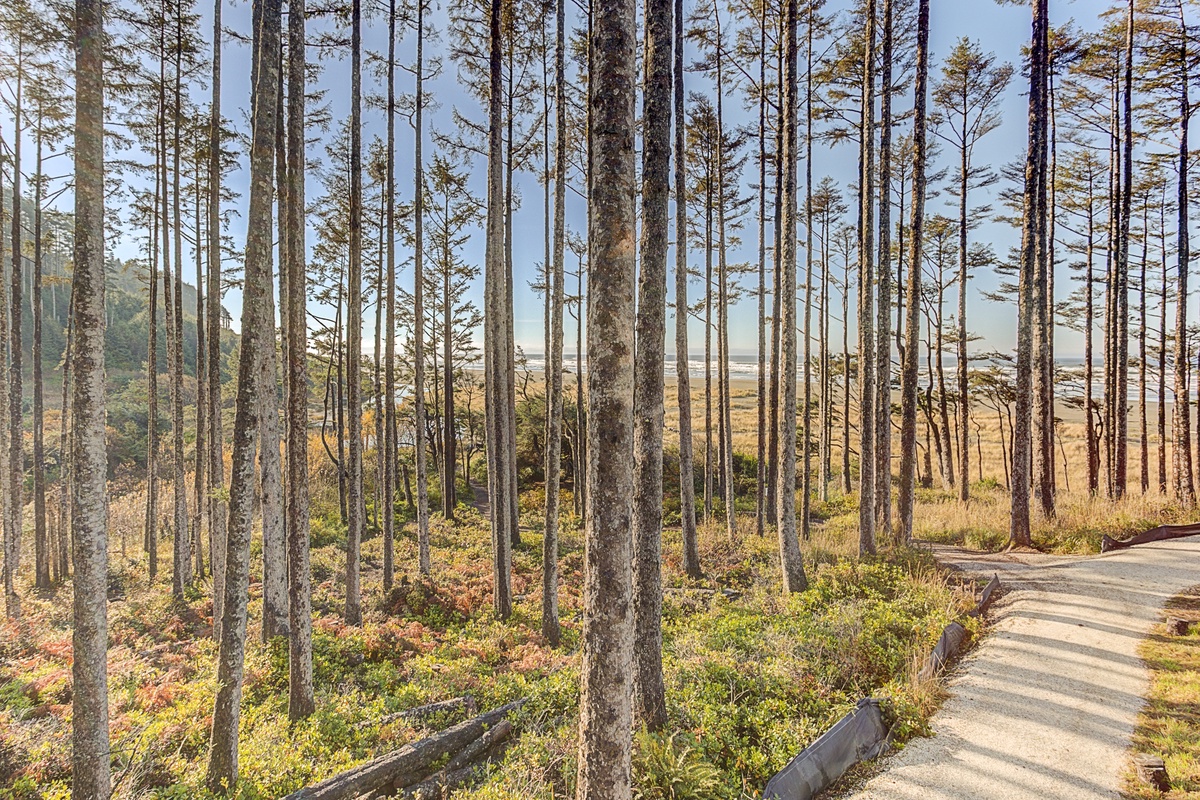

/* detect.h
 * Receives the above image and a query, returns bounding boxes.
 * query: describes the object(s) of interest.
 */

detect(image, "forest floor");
[842,535,1200,800]
[0,487,982,800]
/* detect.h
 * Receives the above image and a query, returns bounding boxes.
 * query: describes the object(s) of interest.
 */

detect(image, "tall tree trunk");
[32,120,49,590]
[576,0,638,791]
[858,0,878,556]
[1140,202,1149,494]
[194,135,207,581]
[801,7,814,540]
[897,0,928,546]
[776,0,808,592]
[542,0,568,648]
[1032,61,1054,516]
[485,0,513,619]
[1011,0,1048,548]
[0,103,9,616]
[72,0,112,789]
[206,0,280,783]
[633,0,671,730]
[413,0,432,575]
[208,0,228,639]
[755,1,767,538]
[286,0,314,719]
[170,30,191,595]
[674,0,701,578]
[577,263,586,520]
[382,0,397,593]
[56,248,72,583]
[1086,185,1098,494]
[260,278,288,639]
[715,20,736,541]
[875,0,893,531]
[147,125,161,586]
[819,216,831,502]
[1116,0,1133,499]
[704,191,713,524]
[955,98,970,505]
[7,43,24,616]
[1159,196,1168,493]
[842,255,851,495]
[767,36,783,528]
[1172,0,1193,502]
[345,0,366,625]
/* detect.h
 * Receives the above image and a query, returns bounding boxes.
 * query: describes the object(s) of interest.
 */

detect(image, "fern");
[632,728,728,800]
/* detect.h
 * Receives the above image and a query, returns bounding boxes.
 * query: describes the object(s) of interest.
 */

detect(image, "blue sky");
[111,0,1144,360]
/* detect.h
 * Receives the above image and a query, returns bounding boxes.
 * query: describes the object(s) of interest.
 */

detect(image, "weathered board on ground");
[1101,522,1200,552]
[762,698,888,800]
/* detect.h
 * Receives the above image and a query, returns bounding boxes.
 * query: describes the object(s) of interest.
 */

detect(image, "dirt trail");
[844,536,1200,800]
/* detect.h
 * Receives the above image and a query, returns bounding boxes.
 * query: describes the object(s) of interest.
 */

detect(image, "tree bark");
[32,118,48,590]
[674,0,701,579]
[260,281,288,639]
[632,0,671,731]
[345,0,366,626]
[755,3,767,538]
[1011,0,1048,548]
[801,7,815,541]
[858,0,878,556]
[208,0,228,637]
[485,0,513,619]
[897,0,928,546]
[286,0,314,719]
[542,0,568,648]
[1116,0,1133,499]
[71,0,112,790]
[206,0,280,783]
[576,0,638,791]
[776,0,808,593]
[170,27,191,595]
[7,39,24,617]
[414,0,432,575]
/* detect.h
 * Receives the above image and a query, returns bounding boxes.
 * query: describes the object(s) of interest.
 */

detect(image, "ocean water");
[518,353,1181,402]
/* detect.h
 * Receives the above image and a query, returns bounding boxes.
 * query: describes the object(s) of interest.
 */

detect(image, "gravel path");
[844,535,1200,800]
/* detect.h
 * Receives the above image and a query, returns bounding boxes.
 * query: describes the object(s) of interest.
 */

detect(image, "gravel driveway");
[843,535,1200,800]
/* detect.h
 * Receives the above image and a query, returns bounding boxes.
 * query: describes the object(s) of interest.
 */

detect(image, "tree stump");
[1165,617,1191,636]
[1133,754,1169,792]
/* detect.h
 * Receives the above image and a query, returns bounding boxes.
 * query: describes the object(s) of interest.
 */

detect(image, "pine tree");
[776,0,807,592]
[632,0,671,731]
[857,0,877,556]
[1011,0,1048,549]
[898,0,929,545]
[484,0,514,619]
[285,0,315,719]
[931,37,1010,506]
[542,0,568,647]
[576,0,637,790]
[208,0,229,637]
[413,0,432,576]
[674,0,701,580]
[206,0,281,782]
[71,0,112,790]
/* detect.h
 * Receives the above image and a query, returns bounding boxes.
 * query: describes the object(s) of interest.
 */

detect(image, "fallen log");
[663,587,742,601]
[358,721,515,800]
[442,719,512,772]
[762,698,889,800]
[281,701,521,800]
[355,697,476,730]
[1100,522,1200,553]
